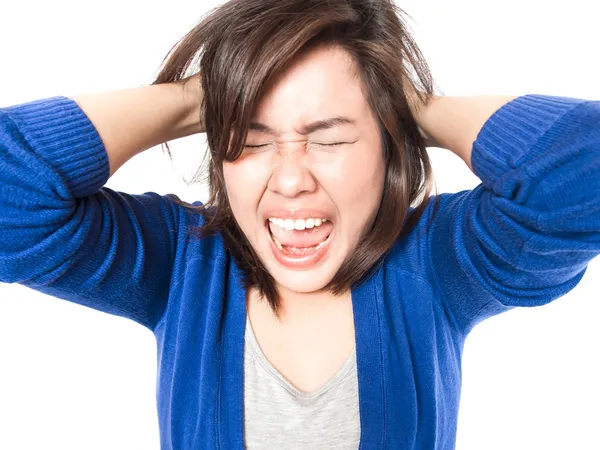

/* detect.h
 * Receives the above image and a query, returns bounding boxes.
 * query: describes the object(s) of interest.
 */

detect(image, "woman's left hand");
[402,77,441,148]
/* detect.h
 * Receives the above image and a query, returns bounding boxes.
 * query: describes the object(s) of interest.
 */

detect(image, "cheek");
[222,159,271,230]
[312,147,385,207]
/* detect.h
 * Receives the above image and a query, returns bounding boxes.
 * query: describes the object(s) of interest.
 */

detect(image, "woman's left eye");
[314,142,346,147]
[243,142,347,149]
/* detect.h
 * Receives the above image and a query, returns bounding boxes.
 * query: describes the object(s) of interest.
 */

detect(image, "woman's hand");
[72,73,206,177]
[181,73,205,134]
[402,76,518,171]
[402,77,441,148]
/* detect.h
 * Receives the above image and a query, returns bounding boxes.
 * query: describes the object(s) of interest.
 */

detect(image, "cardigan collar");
[217,255,386,449]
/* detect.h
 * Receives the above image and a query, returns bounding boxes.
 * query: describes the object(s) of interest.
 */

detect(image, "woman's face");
[223,45,386,296]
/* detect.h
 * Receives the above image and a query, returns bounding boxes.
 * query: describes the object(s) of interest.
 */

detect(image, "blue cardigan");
[0,94,598,449]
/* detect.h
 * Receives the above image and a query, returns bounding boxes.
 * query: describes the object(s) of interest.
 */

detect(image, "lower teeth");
[272,235,329,254]
[314,238,328,250]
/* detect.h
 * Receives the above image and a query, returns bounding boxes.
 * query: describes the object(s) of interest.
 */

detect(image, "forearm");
[71,77,203,177]
[414,95,518,172]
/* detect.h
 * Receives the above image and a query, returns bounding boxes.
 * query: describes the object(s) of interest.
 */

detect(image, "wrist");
[414,95,444,148]
[403,78,441,147]
[410,95,443,148]
[180,74,205,134]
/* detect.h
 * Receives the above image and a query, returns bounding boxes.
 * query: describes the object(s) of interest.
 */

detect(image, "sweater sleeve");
[0,96,183,332]
[428,94,600,336]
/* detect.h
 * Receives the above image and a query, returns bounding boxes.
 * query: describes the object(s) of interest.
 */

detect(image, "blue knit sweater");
[0,94,599,449]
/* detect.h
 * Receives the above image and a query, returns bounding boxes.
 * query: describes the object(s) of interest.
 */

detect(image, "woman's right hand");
[72,74,206,178]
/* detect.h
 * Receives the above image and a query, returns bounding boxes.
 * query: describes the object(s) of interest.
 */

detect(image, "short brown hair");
[151,0,441,317]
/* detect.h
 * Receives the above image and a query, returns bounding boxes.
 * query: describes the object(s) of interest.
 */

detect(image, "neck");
[248,285,351,323]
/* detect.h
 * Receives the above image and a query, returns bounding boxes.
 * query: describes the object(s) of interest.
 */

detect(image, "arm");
[418,94,600,335]
[404,82,517,171]
[0,77,204,332]
[411,95,518,171]
[72,74,204,177]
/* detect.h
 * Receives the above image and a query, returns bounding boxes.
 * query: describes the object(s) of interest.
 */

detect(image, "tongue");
[269,220,333,248]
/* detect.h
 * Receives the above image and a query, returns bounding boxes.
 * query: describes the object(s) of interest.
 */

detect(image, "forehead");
[250,45,370,132]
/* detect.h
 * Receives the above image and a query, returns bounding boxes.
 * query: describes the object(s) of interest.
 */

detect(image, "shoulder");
[385,193,449,274]
[169,198,228,263]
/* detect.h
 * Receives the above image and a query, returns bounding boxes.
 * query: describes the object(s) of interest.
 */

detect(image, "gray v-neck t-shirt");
[243,316,361,449]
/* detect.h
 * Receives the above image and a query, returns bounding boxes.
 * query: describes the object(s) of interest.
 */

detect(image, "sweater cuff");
[471,94,588,186]
[4,96,109,198]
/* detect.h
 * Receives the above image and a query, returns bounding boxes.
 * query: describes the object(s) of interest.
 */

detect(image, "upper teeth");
[269,217,328,231]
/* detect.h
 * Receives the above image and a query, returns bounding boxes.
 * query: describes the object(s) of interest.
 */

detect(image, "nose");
[267,142,317,198]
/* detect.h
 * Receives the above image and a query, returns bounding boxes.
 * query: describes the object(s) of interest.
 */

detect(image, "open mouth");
[265,219,333,267]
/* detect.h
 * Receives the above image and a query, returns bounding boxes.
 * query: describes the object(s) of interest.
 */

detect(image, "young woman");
[1,0,598,448]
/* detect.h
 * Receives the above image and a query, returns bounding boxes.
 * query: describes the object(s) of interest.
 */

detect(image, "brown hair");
[151,0,441,317]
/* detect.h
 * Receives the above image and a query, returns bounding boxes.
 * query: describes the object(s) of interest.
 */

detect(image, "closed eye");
[243,142,350,149]
[314,142,346,146]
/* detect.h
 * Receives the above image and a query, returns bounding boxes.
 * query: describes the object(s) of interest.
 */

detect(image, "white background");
[1,0,599,448]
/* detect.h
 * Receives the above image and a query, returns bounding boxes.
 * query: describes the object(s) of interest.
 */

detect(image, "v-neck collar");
[244,313,357,399]
[217,255,386,449]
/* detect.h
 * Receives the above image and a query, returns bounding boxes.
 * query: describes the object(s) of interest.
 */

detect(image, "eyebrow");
[248,116,356,135]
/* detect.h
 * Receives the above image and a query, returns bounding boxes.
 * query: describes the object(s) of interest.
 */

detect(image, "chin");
[269,265,339,294]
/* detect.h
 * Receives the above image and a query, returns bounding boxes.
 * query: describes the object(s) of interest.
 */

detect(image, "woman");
[0,0,598,448]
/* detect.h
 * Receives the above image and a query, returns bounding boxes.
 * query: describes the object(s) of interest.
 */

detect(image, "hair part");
[151,0,441,318]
